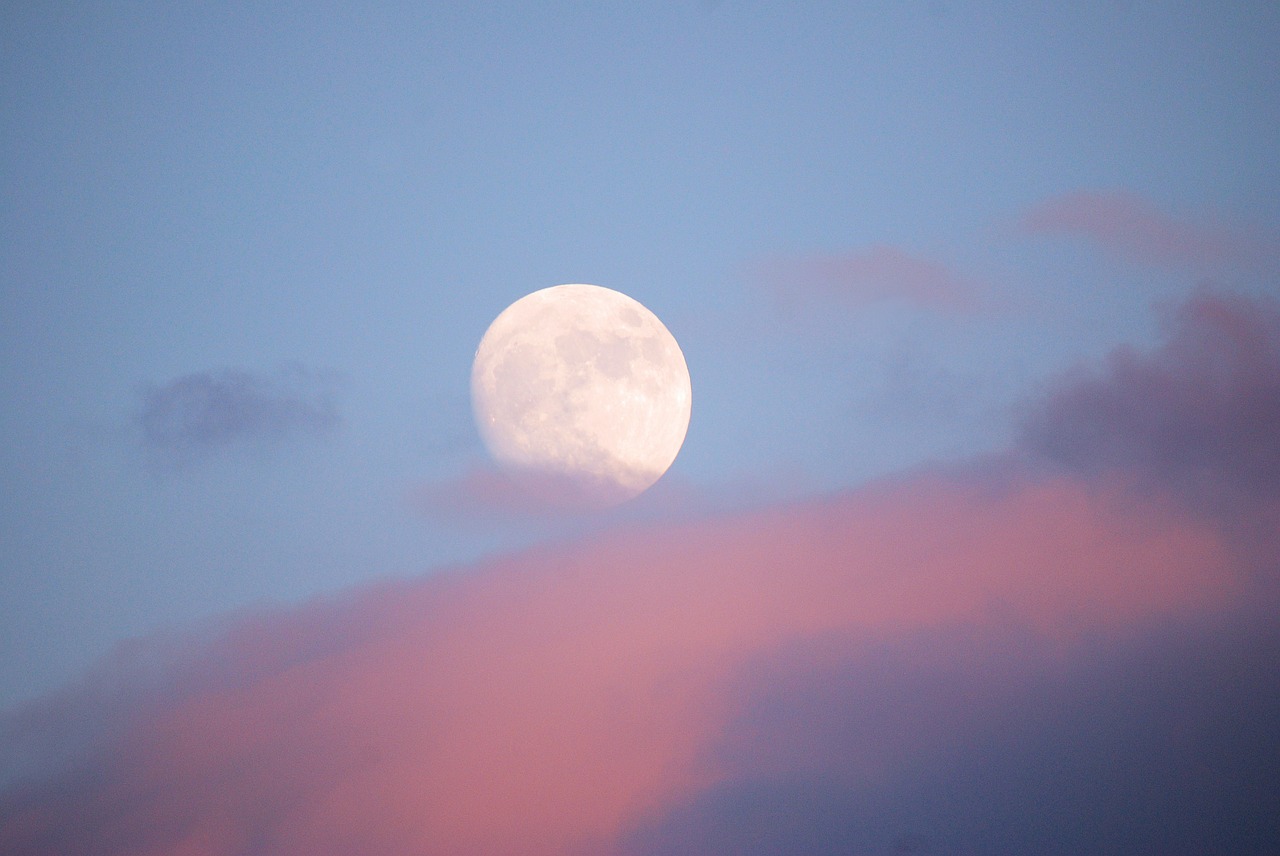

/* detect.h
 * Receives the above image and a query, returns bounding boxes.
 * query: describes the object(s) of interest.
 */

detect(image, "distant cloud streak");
[408,464,582,521]
[758,245,988,313]
[136,366,340,465]
[1019,190,1279,271]
[407,463,735,534]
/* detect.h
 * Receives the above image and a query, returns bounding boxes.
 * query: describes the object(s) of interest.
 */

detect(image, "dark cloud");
[1020,290,1280,506]
[135,365,340,465]
[627,612,1280,856]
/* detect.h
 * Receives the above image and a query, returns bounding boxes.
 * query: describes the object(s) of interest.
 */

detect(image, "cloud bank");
[136,366,340,466]
[3,292,1278,855]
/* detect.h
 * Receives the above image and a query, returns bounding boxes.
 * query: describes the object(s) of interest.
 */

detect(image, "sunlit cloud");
[3,292,1277,855]
[0,469,1239,855]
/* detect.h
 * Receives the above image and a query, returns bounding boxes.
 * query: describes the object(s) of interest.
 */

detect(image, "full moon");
[471,284,692,507]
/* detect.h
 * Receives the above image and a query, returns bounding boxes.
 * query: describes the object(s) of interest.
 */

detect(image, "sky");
[1,2,1278,853]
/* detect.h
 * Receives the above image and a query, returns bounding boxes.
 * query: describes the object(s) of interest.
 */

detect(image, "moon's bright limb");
[471,284,692,507]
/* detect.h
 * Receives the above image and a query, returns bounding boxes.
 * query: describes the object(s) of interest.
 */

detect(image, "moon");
[471,284,692,507]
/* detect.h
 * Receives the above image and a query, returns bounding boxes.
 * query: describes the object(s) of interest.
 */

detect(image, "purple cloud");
[1020,290,1280,507]
[758,245,988,312]
[136,366,340,465]
[626,612,1280,856]
[1019,190,1277,270]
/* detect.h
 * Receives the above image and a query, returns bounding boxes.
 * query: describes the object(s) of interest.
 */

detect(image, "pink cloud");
[1019,190,1277,270]
[4,291,1279,855]
[0,470,1239,855]
[758,245,988,312]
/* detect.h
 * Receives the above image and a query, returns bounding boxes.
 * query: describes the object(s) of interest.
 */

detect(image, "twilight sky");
[2,3,1279,854]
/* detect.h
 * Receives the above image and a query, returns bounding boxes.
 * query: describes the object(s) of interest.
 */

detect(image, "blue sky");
[1,7,1279,849]
[3,0,1278,708]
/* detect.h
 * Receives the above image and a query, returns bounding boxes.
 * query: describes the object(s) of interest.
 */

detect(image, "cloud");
[0,473,1248,854]
[408,463,664,520]
[135,365,340,465]
[757,245,988,313]
[1020,289,1280,509]
[3,293,1278,854]
[408,463,570,520]
[406,463,742,530]
[1019,190,1279,271]
[626,610,1280,856]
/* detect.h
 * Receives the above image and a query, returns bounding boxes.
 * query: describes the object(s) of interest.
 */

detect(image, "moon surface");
[471,284,692,507]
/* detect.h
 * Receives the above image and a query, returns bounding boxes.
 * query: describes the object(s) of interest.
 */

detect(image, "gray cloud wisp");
[135,366,340,465]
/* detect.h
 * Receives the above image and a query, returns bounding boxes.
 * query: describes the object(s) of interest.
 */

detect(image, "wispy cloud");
[408,464,585,521]
[1019,190,1279,271]
[3,293,1277,855]
[406,463,733,531]
[135,365,340,466]
[757,245,989,313]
